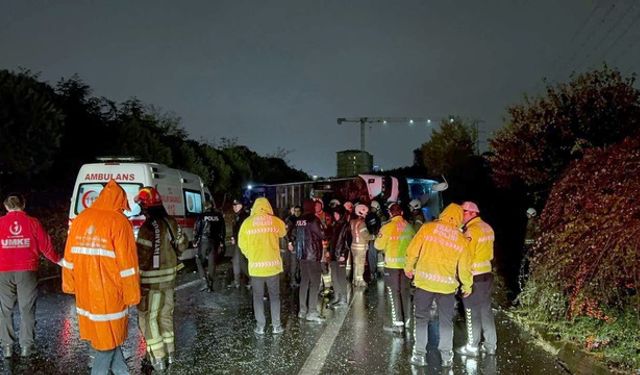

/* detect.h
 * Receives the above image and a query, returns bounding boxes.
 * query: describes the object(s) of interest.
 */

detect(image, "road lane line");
[298,289,360,375]
[176,279,204,291]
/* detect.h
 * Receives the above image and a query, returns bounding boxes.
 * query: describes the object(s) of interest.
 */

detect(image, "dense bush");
[520,133,640,370]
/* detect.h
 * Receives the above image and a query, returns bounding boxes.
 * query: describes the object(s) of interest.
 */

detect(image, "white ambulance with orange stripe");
[69,158,211,259]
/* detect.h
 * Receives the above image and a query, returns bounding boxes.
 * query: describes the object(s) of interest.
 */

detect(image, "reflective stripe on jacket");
[136,214,188,290]
[62,180,141,351]
[404,204,472,294]
[374,216,415,269]
[238,198,286,277]
[464,216,494,276]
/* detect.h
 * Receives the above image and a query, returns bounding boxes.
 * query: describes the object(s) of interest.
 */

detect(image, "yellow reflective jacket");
[374,216,415,269]
[238,198,287,277]
[464,216,495,276]
[404,204,473,294]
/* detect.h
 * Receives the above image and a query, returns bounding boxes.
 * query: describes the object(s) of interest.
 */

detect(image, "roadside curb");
[504,310,614,375]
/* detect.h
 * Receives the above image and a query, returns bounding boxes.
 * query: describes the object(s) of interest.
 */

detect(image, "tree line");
[0,69,309,205]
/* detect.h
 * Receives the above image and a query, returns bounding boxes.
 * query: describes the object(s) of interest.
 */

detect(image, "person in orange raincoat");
[61,180,141,375]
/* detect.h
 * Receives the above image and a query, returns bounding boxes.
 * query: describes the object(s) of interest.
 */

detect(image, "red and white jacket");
[0,211,61,272]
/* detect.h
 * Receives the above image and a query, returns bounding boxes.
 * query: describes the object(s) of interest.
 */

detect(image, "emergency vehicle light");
[96,156,139,162]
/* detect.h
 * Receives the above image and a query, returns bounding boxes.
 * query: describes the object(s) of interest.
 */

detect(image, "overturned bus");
[243,174,446,219]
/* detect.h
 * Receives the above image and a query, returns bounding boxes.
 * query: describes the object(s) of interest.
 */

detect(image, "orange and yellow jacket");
[404,204,473,294]
[62,180,141,351]
[374,215,415,269]
[238,198,287,277]
[463,216,495,276]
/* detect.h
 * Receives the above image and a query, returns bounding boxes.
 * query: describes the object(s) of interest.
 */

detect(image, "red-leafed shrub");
[526,134,640,319]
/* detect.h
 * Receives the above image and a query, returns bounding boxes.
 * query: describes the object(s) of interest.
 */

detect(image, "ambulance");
[69,158,211,259]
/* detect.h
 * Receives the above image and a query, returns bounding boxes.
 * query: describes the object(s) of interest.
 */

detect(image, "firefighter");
[404,203,472,368]
[134,187,188,371]
[409,199,426,231]
[62,180,141,375]
[455,201,497,357]
[0,193,62,358]
[374,203,415,333]
[238,198,287,335]
[194,200,226,292]
[350,204,371,287]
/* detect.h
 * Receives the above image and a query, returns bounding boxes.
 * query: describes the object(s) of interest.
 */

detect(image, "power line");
[605,4,640,67]
[551,0,603,81]
[559,1,617,78]
[583,1,634,62]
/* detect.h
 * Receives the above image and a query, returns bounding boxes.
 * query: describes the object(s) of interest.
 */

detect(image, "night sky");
[1,0,636,177]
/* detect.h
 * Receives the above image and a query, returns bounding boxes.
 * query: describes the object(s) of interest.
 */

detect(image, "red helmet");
[135,186,163,208]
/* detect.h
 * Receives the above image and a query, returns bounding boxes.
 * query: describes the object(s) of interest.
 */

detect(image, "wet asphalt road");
[0,262,570,375]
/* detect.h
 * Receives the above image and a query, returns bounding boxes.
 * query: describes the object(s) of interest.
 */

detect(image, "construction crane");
[337,117,439,152]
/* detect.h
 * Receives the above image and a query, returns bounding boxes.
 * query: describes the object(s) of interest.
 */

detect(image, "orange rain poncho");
[62,180,141,350]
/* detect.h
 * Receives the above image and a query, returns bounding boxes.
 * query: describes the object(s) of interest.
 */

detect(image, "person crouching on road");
[0,193,62,359]
[404,203,473,368]
[289,199,326,323]
[193,200,226,292]
[238,198,287,335]
[134,187,188,372]
[349,204,371,287]
[374,203,415,333]
[455,201,497,357]
[327,206,350,309]
[62,180,141,375]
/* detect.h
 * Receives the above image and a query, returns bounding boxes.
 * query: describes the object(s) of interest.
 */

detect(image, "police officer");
[229,199,249,289]
[194,201,226,292]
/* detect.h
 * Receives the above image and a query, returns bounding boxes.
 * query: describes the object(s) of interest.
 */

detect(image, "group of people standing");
[236,195,498,368]
[0,181,499,373]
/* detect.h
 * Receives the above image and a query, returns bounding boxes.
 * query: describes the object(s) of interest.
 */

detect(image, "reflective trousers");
[462,273,497,350]
[414,289,455,355]
[138,288,175,361]
[351,243,367,286]
[384,268,411,325]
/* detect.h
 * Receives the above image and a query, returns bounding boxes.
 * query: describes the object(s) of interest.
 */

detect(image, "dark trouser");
[288,251,300,285]
[91,346,128,375]
[198,239,217,285]
[384,268,411,325]
[251,275,281,329]
[299,260,322,314]
[0,271,38,348]
[414,289,456,355]
[330,261,348,301]
[463,273,497,350]
[138,288,175,361]
[232,245,249,285]
[367,241,378,280]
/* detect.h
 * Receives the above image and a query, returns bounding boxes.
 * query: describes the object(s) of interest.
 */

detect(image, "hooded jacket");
[62,180,141,350]
[374,215,416,269]
[463,216,495,276]
[0,210,61,271]
[404,204,473,294]
[238,198,287,277]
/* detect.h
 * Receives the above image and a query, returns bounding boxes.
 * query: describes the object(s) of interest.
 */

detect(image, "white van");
[69,158,211,259]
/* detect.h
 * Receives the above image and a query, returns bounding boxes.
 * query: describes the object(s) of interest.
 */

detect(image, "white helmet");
[329,198,341,208]
[409,199,421,211]
[355,204,369,218]
[370,200,381,212]
[526,208,537,217]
